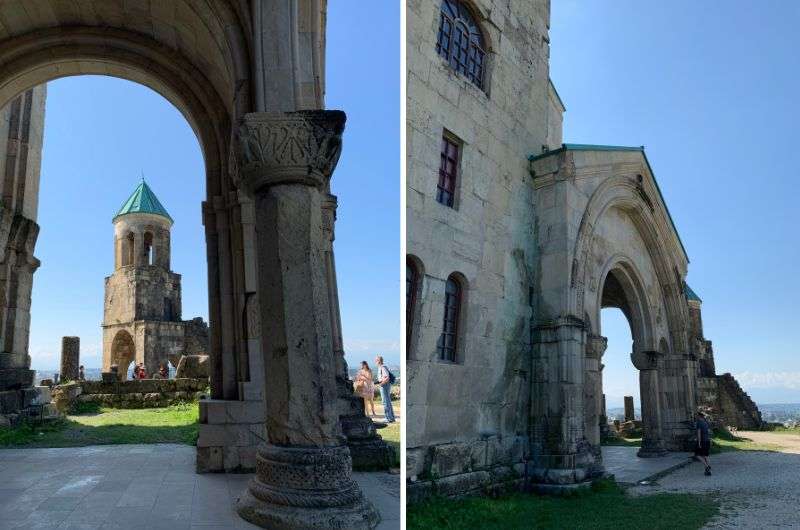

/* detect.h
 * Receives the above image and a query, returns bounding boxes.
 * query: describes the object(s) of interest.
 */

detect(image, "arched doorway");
[530,145,698,488]
[110,330,135,381]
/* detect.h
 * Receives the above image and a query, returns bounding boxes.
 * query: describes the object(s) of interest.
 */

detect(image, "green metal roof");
[527,143,689,263]
[113,180,172,222]
[684,283,702,303]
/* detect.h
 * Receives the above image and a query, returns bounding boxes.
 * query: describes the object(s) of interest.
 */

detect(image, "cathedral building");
[101,180,207,379]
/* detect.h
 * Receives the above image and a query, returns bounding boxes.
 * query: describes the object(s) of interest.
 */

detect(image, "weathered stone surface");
[175,354,210,379]
[624,396,635,422]
[60,336,79,382]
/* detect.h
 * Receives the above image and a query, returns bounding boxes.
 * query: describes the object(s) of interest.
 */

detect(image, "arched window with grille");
[438,274,463,362]
[436,0,487,90]
[406,257,420,357]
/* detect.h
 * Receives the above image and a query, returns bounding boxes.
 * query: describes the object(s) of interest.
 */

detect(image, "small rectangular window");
[437,135,459,208]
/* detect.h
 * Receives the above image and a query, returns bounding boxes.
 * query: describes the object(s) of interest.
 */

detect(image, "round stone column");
[233,111,379,529]
[631,351,667,457]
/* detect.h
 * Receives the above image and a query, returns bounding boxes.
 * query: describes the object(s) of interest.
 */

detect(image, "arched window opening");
[122,232,135,267]
[144,232,154,265]
[438,274,463,362]
[406,257,420,357]
[437,134,460,208]
[436,0,486,90]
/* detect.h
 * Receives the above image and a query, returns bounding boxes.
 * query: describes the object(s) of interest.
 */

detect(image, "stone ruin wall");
[406,0,554,500]
[73,378,208,409]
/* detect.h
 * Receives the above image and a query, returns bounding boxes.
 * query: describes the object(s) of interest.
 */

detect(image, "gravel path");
[629,444,800,528]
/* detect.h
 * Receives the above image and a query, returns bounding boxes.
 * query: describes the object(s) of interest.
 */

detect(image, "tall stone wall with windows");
[406,0,555,499]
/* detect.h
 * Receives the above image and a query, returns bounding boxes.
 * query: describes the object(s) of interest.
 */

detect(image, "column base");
[235,443,380,529]
[637,440,668,458]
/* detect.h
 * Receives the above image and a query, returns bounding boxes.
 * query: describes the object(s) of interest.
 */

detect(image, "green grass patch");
[408,479,719,530]
[379,420,400,467]
[709,427,783,454]
[0,402,199,447]
[601,436,641,447]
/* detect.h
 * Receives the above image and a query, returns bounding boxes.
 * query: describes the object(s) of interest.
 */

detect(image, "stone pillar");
[584,335,607,451]
[632,351,667,457]
[623,396,635,422]
[233,111,379,529]
[322,193,391,469]
[530,317,601,488]
[60,336,79,382]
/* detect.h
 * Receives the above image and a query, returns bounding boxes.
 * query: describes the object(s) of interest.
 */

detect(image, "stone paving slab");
[0,443,400,529]
[602,446,693,485]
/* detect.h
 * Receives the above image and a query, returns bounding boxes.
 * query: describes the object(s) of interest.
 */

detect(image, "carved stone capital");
[585,334,608,360]
[233,110,346,193]
[630,350,661,371]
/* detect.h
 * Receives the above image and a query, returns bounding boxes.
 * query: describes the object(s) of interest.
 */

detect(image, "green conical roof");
[113,180,172,222]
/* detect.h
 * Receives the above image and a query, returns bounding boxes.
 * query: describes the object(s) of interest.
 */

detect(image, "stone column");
[322,193,391,469]
[530,317,600,488]
[234,111,379,529]
[632,351,667,457]
[584,335,607,451]
[60,336,79,382]
[623,396,635,422]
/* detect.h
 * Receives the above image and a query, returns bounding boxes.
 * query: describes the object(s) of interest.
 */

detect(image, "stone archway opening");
[110,329,135,381]
[593,265,668,459]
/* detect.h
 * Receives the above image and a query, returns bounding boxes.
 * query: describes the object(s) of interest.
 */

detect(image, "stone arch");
[0,9,255,401]
[110,329,135,381]
[572,175,689,356]
[572,174,694,458]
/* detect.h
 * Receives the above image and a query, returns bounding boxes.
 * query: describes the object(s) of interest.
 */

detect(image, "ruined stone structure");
[101,181,209,379]
[406,0,758,500]
[0,3,380,528]
[60,336,79,382]
[689,289,763,430]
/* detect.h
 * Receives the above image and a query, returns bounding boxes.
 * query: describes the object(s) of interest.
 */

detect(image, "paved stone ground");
[628,433,800,528]
[0,444,400,530]
[601,446,693,484]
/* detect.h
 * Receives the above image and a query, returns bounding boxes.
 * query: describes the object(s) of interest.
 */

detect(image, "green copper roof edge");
[684,283,702,303]
[527,143,689,264]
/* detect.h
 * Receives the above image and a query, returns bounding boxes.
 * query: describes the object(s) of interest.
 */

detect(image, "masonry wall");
[406,0,553,498]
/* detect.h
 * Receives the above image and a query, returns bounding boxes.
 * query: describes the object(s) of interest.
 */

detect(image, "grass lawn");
[602,436,641,447]
[379,420,400,467]
[711,434,782,453]
[0,401,199,447]
[407,480,719,530]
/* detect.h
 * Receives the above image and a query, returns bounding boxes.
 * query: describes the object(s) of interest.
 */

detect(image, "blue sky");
[551,1,800,405]
[29,2,400,371]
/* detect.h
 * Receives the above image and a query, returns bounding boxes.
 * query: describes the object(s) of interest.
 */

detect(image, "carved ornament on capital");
[232,110,346,193]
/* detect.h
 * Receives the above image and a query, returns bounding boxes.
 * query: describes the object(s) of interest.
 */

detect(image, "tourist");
[353,361,376,417]
[78,365,85,381]
[695,411,712,475]
[136,363,147,380]
[132,364,140,379]
[158,364,168,379]
[375,356,396,423]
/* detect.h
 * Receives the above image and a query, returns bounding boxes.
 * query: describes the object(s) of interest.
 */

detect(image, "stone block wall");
[698,373,762,430]
[196,399,265,473]
[406,0,552,499]
[72,378,207,409]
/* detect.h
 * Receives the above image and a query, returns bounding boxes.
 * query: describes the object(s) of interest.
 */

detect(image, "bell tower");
[101,179,184,378]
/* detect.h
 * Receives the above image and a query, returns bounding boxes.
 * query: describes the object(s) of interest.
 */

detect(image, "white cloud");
[734,371,800,390]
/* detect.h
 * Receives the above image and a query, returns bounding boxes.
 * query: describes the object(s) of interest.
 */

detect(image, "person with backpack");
[695,411,712,476]
[375,355,396,423]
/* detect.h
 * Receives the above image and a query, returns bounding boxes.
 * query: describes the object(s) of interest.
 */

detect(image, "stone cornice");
[233,110,346,193]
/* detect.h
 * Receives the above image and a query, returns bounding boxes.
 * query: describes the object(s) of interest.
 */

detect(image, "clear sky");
[551,1,800,405]
[29,2,400,371]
